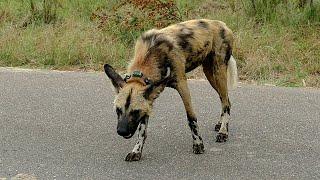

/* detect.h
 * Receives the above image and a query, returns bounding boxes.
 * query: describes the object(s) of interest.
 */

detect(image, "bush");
[90,0,182,43]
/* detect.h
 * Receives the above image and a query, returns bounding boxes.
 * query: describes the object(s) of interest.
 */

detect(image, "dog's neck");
[125,70,151,86]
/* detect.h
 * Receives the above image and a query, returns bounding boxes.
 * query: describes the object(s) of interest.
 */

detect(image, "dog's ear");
[144,67,171,100]
[144,84,164,100]
[104,64,126,93]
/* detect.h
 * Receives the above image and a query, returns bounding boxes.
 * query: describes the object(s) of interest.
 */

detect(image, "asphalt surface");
[0,68,320,179]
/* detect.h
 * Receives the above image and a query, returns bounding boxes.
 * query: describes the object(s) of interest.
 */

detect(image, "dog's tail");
[227,55,238,90]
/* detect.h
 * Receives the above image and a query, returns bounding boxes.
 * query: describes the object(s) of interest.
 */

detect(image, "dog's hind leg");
[202,54,231,143]
[174,76,204,154]
[125,117,148,161]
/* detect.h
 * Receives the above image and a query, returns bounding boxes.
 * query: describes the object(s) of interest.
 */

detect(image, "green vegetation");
[0,0,319,87]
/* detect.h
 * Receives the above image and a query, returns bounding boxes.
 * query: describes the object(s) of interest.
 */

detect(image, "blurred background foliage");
[0,0,319,87]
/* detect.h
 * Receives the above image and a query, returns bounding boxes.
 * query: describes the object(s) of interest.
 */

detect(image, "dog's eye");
[116,108,122,117]
[130,110,140,119]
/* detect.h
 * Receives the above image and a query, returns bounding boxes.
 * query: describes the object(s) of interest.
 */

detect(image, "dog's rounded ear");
[104,64,126,93]
[143,84,154,99]
[143,67,171,100]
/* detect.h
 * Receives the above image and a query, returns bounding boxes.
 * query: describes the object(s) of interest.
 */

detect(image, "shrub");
[90,0,182,43]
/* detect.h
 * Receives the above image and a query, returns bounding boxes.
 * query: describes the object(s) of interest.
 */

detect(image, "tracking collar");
[124,70,151,85]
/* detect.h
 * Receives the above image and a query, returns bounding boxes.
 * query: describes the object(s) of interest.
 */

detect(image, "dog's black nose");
[117,127,129,137]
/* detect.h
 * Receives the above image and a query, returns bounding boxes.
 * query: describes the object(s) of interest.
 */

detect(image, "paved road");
[0,68,320,179]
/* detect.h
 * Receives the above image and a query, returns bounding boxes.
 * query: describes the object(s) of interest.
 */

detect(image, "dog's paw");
[125,152,142,161]
[216,133,228,143]
[193,143,205,154]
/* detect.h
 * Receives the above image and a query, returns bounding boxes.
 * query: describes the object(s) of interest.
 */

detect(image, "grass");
[0,0,319,87]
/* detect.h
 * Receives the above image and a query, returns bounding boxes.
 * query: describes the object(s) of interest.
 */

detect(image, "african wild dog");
[104,19,238,161]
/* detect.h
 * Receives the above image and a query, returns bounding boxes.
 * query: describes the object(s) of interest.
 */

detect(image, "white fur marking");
[132,123,147,153]
[219,113,230,134]
[227,55,238,90]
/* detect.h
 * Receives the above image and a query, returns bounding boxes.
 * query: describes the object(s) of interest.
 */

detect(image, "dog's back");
[128,19,234,82]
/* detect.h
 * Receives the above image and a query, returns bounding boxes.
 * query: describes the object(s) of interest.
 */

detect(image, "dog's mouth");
[123,133,134,139]
[123,122,141,139]
[118,120,141,139]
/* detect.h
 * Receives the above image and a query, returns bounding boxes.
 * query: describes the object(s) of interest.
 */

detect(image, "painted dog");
[104,19,238,161]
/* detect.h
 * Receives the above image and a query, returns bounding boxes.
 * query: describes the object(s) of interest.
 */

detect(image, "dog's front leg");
[175,78,205,154]
[125,117,148,161]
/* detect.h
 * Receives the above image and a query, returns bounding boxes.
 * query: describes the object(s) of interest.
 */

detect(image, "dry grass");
[190,0,320,87]
[0,17,130,71]
[233,25,320,87]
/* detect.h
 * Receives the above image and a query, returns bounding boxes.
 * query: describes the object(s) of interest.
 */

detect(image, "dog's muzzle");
[117,118,139,139]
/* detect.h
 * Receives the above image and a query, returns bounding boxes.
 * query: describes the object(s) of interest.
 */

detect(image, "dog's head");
[104,64,171,139]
